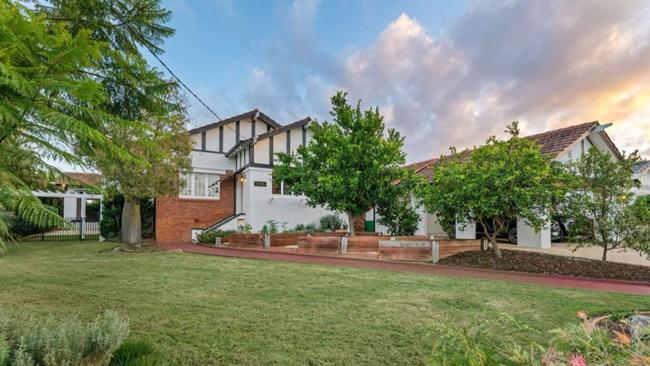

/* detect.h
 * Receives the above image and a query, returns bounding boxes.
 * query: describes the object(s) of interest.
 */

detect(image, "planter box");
[296,236,340,255]
[226,233,263,248]
[379,240,434,262]
[438,239,481,258]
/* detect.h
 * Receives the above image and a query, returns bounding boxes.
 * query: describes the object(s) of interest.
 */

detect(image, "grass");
[1,241,648,365]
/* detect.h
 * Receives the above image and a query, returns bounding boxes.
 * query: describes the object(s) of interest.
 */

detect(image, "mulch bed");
[438,249,650,282]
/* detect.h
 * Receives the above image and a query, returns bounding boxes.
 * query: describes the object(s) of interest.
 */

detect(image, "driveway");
[502,243,650,267]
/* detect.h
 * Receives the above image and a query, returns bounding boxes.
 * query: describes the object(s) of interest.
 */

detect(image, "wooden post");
[263,233,271,249]
[431,241,439,263]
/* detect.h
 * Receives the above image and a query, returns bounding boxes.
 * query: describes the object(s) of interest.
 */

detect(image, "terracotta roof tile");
[61,172,102,186]
[526,121,598,156]
[407,121,603,180]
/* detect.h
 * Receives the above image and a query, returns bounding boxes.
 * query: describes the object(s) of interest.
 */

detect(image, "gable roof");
[407,121,621,180]
[223,117,312,158]
[256,117,311,140]
[526,121,598,156]
[188,109,282,135]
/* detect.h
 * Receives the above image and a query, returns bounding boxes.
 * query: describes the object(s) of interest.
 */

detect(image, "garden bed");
[438,249,650,282]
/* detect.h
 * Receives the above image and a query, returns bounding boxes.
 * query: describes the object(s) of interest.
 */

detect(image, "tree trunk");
[347,211,356,236]
[121,199,142,245]
[601,247,608,262]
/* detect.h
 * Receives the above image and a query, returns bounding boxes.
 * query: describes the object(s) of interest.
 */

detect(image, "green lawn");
[1,242,647,365]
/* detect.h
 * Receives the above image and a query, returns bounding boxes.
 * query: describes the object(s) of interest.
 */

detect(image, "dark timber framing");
[188,109,281,135]
[269,136,274,166]
[235,121,240,144]
[302,126,306,147]
[201,131,206,151]
[219,126,224,153]
[286,130,290,154]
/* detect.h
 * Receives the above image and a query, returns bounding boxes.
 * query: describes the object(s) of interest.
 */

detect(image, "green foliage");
[431,314,650,366]
[0,1,116,254]
[562,147,648,261]
[2,205,59,238]
[319,214,344,232]
[0,0,185,252]
[40,0,192,244]
[0,311,128,366]
[430,315,534,366]
[504,323,649,365]
[196,230,234,244]
[109,340,168,366]
[273,91,411,235]
[261,220,279,234]
[240,224,252,234]
[422,122,567,257]
[376,171,424,236]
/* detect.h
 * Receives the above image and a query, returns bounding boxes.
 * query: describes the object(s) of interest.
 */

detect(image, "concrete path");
[502,243,650,267]
[157,242,650,296]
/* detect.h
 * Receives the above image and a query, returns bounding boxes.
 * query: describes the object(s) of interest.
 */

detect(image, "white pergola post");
[516,217,551,248]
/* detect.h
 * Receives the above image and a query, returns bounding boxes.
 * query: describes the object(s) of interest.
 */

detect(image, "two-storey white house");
[155,110,335,242]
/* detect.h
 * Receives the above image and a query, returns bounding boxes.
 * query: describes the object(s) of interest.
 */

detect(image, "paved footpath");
[157,242,650,296]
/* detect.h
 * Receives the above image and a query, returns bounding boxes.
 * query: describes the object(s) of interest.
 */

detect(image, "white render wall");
[190,151,234,172]
[240,167,334,231]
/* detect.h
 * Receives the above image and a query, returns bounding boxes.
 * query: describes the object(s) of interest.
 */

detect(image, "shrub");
[430,315,530,366]
[1,311,129,366]
[319,214,343,232]
[261,220,279,234]
[241,224,252,233]
[293,223,305,231]
[196,230,234,244]
[429,314,650,366]
[109,340,168,366]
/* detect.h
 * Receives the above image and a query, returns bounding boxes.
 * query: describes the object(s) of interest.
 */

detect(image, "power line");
[143,45,223,122]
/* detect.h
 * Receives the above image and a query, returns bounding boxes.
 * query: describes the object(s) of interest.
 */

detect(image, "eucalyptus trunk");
[121,199,142,245]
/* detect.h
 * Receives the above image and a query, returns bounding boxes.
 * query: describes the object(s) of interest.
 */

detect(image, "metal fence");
[14,217,100,243]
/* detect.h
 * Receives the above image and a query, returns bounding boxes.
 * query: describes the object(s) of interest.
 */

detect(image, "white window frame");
[179,172,221,200]
[271,180,302,197]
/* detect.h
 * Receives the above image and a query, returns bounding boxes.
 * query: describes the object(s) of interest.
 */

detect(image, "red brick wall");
[155,175,235,242]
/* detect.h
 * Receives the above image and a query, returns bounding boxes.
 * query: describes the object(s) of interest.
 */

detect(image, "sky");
[152,0,650,164]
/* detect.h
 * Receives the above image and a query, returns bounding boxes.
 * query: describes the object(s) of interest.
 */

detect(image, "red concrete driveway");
[157,242,650,296]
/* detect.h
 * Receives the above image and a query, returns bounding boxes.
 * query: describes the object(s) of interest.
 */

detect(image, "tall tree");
[0,2,137,254]
[40,0,192,244]
[422,123,566,257]
[273,92,409,235]
[562,147,649,262]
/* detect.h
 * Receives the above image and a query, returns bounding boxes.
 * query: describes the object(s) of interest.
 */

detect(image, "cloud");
[243,0,650,161]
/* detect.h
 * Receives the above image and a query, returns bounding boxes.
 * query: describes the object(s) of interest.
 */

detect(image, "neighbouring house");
[155,110,337,242]
[367,121,624,248]
[32,172,102,220]
[633,160,650,196]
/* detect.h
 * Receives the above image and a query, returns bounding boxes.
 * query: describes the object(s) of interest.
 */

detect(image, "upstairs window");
[180,173,220,199]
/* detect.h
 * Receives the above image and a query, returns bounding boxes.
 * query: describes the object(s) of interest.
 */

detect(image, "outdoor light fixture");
[239,174,246,183]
